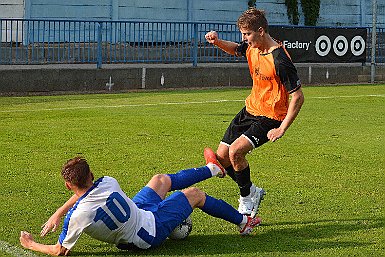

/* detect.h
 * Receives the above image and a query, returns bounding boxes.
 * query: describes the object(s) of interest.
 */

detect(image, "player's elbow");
[293,89,304,107]
[52,244,69,256]
[298,92,304,106]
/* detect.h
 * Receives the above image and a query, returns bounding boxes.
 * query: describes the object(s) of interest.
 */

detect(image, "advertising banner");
[269,26,367,63]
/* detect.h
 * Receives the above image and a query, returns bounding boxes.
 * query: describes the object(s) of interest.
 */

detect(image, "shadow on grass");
[71,217,384,256]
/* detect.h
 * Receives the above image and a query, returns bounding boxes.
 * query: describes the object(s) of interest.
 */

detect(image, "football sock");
[201,194,243,225]
[235,165,252,197]
[224,165,237,182]
[206,163,223,177]
[167,166,212,191]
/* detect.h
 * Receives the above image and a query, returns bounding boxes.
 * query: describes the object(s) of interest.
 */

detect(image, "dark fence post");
[97,22,103,69]
[192,23,198,67]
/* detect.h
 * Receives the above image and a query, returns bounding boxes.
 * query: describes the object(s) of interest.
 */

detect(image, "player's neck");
[259,34,279,54]
[72,183,93,197]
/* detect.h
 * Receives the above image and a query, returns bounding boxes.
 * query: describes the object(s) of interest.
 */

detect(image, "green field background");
[0,85,384,256]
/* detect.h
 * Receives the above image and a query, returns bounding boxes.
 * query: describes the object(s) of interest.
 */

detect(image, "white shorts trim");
[241,134,255,149]
[219,141,230,147]
[220,136,255,149]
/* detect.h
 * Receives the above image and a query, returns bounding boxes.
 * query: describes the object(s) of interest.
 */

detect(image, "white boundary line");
[0,99,242,113]
[0,94,384,113]
[311,94,385,99]
[0,240,39,257]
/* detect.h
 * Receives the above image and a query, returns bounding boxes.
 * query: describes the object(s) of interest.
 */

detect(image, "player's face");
[240,28,262,48]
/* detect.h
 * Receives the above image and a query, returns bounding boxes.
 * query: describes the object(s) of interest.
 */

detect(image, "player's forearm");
[213,39,238,55]
[280,90,304,132]
[26,242,67,256]
[56,194,79,216]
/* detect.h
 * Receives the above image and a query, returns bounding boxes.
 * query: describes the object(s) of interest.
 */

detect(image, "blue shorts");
[132,186,193,247]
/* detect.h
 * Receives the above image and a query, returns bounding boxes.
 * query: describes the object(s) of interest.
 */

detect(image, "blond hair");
[237,7,269,32]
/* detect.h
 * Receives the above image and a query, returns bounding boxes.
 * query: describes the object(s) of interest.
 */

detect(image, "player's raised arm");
[205,30,239,56]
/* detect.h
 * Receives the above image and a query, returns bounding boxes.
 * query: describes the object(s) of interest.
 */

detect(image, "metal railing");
[0,18,384,68]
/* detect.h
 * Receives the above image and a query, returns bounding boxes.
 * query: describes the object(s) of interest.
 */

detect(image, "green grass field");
[0,85,384,257]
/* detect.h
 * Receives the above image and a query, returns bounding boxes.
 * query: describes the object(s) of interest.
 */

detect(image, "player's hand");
[40,214,61,237]
[20,231,35,248]
[205,31,218,44]
[267,128,285,142]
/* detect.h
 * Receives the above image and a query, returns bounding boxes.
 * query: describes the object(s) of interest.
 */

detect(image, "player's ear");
[65,181,72,191]
[258,27,264,36]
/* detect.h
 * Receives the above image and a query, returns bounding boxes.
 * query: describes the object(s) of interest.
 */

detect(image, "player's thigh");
[151,192,192,246]
[242,116,281,148]
[229,135,254,158]
[132,186,162,212]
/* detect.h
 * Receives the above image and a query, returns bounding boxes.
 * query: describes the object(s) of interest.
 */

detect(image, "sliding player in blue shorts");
[20,149,261,256]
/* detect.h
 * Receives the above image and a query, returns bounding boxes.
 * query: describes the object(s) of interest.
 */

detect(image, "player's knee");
[182,187,205,207]
[228,147,248,171]
[183,187,203,196]
[149,174,170,186]
[228,146,243,162]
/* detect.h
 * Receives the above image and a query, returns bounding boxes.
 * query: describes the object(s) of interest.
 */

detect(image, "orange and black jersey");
[236,41,301,121]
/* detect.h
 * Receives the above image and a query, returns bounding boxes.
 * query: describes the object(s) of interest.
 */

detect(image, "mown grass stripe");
[0,94,384,113]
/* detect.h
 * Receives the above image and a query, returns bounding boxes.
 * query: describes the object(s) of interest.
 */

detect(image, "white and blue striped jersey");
[58,176,156,250]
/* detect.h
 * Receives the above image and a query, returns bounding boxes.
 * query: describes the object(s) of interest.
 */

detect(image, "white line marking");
[0,99,242,113]
[0,240,39,257]
[0,94,384,113]
[311,94,385,99]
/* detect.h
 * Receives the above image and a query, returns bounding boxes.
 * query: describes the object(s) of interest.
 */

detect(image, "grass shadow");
[71,217,384,256]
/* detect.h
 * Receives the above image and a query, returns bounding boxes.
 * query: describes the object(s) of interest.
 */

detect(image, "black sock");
[224,165,237,182]
[234,166,252,197]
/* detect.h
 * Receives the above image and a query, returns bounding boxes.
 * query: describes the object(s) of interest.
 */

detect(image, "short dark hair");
[237,7,269,33]
[61,156,91,189]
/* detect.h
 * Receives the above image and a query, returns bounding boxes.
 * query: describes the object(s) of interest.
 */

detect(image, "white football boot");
[238,184,265,217]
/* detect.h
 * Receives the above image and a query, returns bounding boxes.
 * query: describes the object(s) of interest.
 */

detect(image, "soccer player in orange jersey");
[205,8,304,217]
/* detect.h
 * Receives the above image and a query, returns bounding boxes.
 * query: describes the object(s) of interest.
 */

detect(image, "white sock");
[239,215,248,226]
[206,163,221,177]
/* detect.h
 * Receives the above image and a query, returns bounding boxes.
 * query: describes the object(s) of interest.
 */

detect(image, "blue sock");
[167,166,212,191]
[201,194,243,225]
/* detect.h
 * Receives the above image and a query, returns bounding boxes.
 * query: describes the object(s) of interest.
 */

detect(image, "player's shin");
[200,194,244,225]
[167,166,212,191]
[224,165,237,182]
[234,165,252,197]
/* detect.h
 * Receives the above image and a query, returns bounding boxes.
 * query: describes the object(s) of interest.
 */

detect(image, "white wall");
[0,0,24,42]
[0,0,24,18]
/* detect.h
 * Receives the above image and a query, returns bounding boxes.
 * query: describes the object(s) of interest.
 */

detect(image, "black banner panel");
[269,27,367,63]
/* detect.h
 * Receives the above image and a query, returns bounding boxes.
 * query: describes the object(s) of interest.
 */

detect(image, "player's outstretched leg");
[167,164,224,191]
[199,193,261,235]
[167,148,225,191]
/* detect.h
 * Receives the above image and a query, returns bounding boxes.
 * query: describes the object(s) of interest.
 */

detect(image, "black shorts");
[221,107,282,148]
